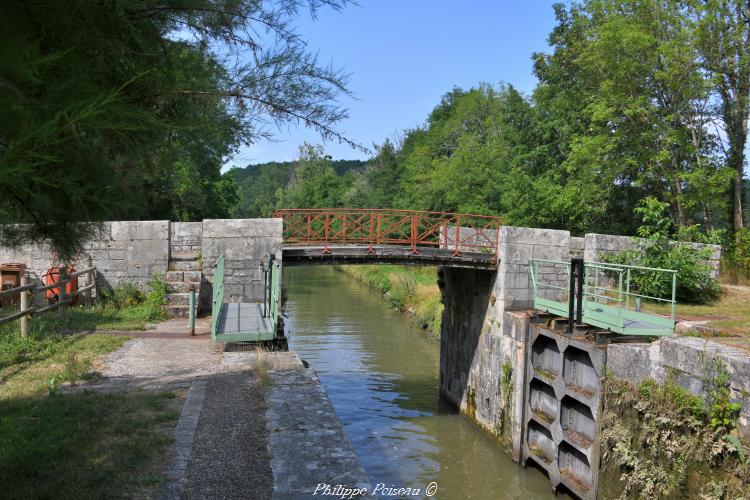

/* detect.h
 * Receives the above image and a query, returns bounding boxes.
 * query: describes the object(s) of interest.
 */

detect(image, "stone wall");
[584,232,722,279]
[0,219,281,306]
[201,218,283,304]
[607,336,750,439]
[0,221,170,296]
[170,222,203,254]
[438,226,572,458]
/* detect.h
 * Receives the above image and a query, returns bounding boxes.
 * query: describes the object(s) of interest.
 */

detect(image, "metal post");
[322,211,330,254]
[188,288,195,336]
[625,268,631,309]
[267,255,274,314]
[574,258,584,326]
[368,213,375,254]
[20,274,28,337]
[453,215,461,256]
[411,214,419,254]
[58,266,67,321]
[672,273,677,321]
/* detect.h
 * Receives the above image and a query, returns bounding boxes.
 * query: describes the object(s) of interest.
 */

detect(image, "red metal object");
[43,266,79,305]
[272,208,503,257]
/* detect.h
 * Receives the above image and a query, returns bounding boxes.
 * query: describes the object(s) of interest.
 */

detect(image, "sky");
[225,1,561,168]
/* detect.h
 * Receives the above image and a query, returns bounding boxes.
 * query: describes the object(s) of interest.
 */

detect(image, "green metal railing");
[211,255,225,341]
[268,258,281,333]
[211,254,281,341]
[530,259,677,336]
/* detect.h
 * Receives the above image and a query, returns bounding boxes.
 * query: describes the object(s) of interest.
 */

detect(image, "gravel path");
[183,371,273,499]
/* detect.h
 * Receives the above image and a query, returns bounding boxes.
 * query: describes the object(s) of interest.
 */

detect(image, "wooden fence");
[0,265,97,337]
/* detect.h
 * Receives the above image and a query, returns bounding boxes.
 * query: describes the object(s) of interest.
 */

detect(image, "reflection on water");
[284,266,554,499]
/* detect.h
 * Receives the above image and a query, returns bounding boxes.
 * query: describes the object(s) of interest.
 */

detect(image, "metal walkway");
[211,255,281,343]
[531,259,677,337]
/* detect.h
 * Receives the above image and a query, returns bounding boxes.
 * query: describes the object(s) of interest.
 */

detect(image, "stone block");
[202,218,282,239]
[171,221,203,238]
[606,343,653,382]
[112,220,169,241]
[501,226,571,247]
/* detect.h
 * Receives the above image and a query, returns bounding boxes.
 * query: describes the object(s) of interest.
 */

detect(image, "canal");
[284,266,554,499]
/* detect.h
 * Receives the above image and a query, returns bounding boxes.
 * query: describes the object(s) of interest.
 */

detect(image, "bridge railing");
[271,208,503,256]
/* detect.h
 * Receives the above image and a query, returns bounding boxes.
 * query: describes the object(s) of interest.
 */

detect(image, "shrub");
[388,275,416,310]
[101,283,144,309]
[604,198,720,304]
[99,275,167,322]
[142,274,168,322]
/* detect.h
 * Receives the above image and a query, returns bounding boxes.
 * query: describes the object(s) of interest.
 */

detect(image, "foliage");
[0,0,355,257]
[604,197,720,303]
[704,357,743,431]
[99,275,168,323]
[723,227,750,284]
[601,376,750,498]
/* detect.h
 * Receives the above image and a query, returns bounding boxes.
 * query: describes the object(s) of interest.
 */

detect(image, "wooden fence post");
[58,267,67,321]
[85,257,93,307]
[20,274,28,337]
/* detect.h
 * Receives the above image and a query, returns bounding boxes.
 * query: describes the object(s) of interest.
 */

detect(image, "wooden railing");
[0,265,97,337]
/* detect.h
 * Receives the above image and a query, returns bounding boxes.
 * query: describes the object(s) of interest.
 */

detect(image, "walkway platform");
[531,259,677,337]
[211,254,282,343]
[214,303,276,342]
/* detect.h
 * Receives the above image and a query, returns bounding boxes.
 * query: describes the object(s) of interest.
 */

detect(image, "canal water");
[284,266,554,499]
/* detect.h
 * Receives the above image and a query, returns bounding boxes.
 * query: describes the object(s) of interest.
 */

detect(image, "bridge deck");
[214,302,276,342]
[282,244,498,270]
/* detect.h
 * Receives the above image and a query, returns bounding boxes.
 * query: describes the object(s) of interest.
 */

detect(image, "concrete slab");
[266,368,371,499]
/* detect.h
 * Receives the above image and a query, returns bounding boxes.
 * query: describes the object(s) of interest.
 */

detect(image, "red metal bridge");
[272,208,503,269]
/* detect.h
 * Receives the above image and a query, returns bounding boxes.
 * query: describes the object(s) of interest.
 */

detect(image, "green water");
[284,266,554,499]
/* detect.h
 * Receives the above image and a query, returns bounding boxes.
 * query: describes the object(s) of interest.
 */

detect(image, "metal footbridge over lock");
[273,208,503,269]
[209,208,678,343]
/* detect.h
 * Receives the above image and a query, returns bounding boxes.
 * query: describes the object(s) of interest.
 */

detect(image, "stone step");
[168,260,200,272]
[166,305,192,319]
[165,271,184,283]
[167,282,201,294]
[165,271,202,283]
[170,251,200,262]
[166,293,191,306]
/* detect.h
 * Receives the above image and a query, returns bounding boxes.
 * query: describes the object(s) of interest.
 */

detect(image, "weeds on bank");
[601,361,749,499]
[337,265,443,336]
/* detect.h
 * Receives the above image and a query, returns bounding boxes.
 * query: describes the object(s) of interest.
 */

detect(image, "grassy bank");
[645,284,750,338]
[337,265,442,336]
[0,278,180,496]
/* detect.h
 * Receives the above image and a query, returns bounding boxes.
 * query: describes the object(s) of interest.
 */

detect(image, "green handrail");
[211,255,225,340]
[269,259,281,333]
[530,258,677,336]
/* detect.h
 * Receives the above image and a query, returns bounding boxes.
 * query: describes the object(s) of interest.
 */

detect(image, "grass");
[0,277,180,496]
[337,265,443,336]
[0,390,181,498]
[643,284,750,337]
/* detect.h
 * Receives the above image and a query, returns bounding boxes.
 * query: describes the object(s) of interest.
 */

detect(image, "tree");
[0,0,355,258]
[691,0,750,238]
